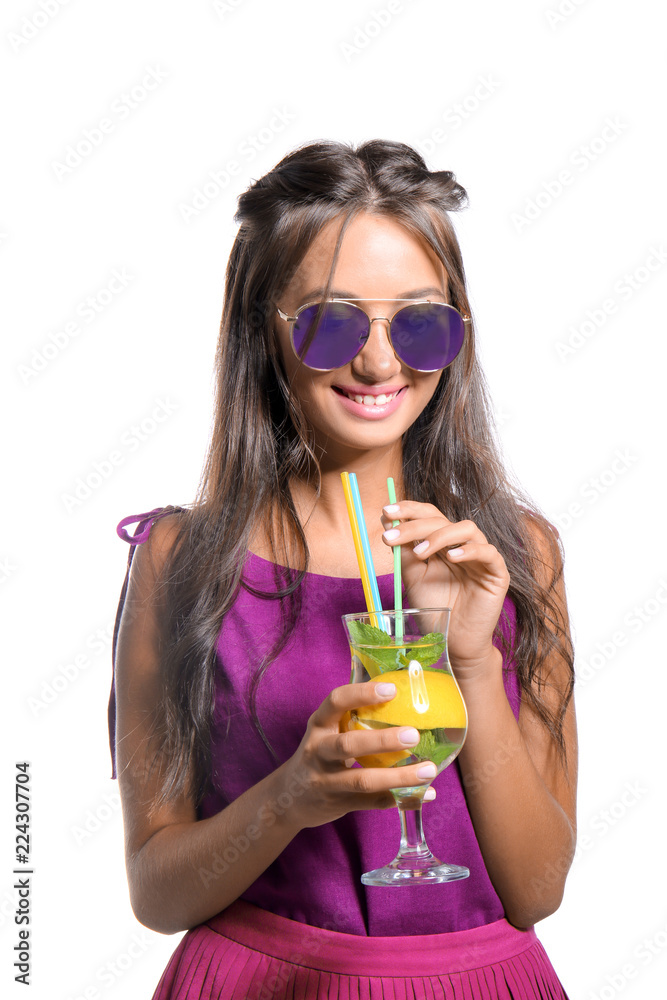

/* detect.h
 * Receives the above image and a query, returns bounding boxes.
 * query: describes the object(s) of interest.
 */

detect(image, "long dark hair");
[142,139,573,814]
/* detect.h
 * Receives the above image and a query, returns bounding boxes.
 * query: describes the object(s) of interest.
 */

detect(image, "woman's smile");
[331,382,409,419]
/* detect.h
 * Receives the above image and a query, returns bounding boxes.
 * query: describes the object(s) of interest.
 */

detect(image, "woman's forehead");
[287,212,447,296]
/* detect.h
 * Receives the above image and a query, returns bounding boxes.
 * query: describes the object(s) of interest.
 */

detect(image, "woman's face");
[273,211,450,464]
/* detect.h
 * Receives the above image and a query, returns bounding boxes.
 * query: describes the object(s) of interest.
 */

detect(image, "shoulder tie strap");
[116,508,171,545]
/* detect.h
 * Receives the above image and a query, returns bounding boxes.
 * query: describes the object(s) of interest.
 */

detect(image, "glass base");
[358,785,472,885]
[361,851,470,886]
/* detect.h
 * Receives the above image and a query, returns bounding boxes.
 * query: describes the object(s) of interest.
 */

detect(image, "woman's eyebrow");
[299,285,447,301]
[395,286,447,299]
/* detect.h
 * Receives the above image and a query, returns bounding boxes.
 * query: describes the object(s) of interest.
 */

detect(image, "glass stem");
[396,800,434,861]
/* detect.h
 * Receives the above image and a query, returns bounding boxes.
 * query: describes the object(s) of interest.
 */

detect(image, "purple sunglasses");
[276,298,471,373]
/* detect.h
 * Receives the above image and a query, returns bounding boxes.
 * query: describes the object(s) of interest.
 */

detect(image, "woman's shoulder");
[510,503,563,572]
[115,506,191,589]
[495,504,564,651]
[519,508,565,588]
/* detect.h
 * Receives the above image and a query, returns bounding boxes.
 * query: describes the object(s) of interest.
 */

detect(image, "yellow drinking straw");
[387,477,403,644]
[341,472,381,627]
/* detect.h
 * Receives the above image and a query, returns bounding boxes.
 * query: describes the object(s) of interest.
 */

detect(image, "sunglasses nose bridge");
[351,314,403,376]
[360,314,396,354]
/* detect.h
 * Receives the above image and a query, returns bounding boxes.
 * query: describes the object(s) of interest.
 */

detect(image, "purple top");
[110,510,522,937]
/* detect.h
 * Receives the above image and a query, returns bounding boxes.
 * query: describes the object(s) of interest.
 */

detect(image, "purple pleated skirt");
[151,899,570,999]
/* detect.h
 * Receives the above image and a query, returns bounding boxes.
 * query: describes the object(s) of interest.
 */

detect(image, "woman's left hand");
[381,501,511,674]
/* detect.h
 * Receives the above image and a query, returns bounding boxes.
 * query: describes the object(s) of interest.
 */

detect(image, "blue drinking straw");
[348,473,384,619]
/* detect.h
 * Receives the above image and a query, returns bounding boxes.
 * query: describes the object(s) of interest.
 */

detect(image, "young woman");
[109,139,577,999]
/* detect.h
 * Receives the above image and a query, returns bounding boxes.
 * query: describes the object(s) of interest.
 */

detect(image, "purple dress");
[109,510,570,999]
[198,549,518,936]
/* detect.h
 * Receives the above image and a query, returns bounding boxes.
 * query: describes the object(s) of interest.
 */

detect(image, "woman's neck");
[293,448,403,530]
[249,448,404,576]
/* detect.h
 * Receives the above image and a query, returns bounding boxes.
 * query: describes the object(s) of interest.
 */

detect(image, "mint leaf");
[346,622,447,675]
[346,620,401,674]
[412,728,460,768]
[346,620,394,648]
[398,632,446,670]
[355,645,403,675]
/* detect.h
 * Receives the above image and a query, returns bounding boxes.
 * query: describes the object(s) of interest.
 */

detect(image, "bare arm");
[115,518,309,933]
[381,504,578,929]
[455,646,577,928]
[115,517,440,934]
[445,521,577,928]
[440,529,577,927]
[122,764,308,935]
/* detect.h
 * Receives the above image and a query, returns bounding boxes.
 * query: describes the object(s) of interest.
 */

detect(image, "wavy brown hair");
[138,139,574,814]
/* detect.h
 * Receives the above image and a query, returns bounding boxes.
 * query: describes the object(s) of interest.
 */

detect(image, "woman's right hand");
[282,680,437,830]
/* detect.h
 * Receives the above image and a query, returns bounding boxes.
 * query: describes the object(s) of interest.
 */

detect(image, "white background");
[3,1,666,997]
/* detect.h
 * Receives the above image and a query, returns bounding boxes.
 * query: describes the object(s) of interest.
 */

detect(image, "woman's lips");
[332,385,408,419]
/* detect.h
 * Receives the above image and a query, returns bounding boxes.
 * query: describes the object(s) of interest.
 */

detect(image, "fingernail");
[383,528,400,542]
[447,546,464,558]
[424,788,436,801]
[417,762,437,778]
[398,727,420,744]
[383,504,400,515]
[413,540,429,555]
[375,682,396,697]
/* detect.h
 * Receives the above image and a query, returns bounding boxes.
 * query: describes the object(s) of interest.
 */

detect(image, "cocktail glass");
[341,608,470,886]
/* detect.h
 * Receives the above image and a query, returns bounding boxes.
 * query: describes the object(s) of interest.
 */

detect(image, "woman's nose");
[350,317,402,380]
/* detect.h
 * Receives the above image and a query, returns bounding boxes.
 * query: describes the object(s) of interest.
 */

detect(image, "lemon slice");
[354,669,466,729]
[338,711,411,768]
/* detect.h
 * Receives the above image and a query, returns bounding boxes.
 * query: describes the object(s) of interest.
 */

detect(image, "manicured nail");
[424,788,436,801]
[447,546,464,558]
[413,540,429,555]
[399,727,420,745]
[383,528,400,542]
[375,682,396,698]
[417,762,437,779]
[383,504,400,515]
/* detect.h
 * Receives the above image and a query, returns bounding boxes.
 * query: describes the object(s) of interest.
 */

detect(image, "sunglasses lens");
[391,303,466,371]
[292,302,368,369]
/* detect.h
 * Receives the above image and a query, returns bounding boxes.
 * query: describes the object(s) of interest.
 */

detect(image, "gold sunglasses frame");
[275,298,472,372]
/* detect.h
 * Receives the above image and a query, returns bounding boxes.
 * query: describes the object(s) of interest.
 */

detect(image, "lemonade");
[340,631,468,771]
[340,608,471,885]
[351,668,467,729]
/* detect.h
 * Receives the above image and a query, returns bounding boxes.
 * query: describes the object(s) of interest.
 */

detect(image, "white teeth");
[348,390,398,406]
